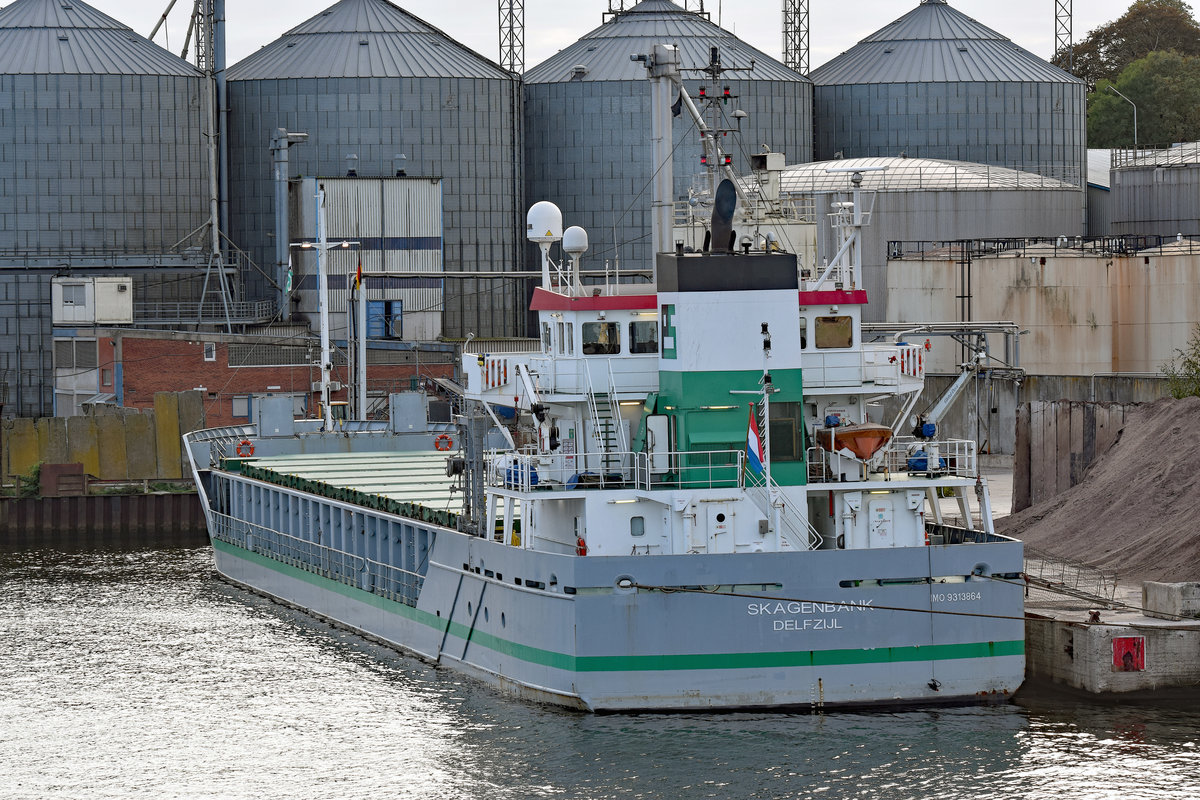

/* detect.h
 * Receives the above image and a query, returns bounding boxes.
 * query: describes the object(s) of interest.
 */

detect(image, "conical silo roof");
[811,0,1081,85]
[228,0,510,80]
[0,0,200,76]
[525,0,807,83]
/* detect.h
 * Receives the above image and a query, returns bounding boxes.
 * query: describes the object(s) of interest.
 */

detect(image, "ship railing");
[484,448,743,492]
[882,436,978,478]
[210,510,426,606]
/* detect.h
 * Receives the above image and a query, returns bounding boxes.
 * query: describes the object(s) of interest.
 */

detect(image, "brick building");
[54,328,456,426]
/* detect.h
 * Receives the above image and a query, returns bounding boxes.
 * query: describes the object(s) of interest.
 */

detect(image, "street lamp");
[289,185,358,430]
[1107,85,1138,147]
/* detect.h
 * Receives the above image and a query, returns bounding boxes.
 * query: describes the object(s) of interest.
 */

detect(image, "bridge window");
[629,321,658,354]
[768,402,804,462]
[582,322,620,355]
[815,316,853,349]
[541,322,552,352]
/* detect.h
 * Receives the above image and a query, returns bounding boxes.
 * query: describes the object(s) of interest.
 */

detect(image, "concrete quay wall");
[1026,612,1200,695]
[0,493,208,548]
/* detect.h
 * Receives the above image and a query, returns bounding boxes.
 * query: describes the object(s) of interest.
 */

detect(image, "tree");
[1160,323,1200,398]
[1087,51,1200,147]
[1055,0,1200,88]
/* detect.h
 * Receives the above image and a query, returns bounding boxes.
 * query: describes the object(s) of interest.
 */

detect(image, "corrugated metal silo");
[811,0,1085,187]
[0,0,207,253]
[0,0,207,416]
[227,0,522,339]
[524,0,813,274]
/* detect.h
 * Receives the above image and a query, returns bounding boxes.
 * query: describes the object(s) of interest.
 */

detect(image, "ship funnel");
[710,178,737,253]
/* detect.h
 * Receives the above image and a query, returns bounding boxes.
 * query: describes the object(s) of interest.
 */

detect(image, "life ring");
[575,536,588,557]
[236,439,254,457]
[434,433,454,451]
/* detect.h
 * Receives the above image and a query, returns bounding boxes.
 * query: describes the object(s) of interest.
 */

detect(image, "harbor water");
[2,547,1198,800]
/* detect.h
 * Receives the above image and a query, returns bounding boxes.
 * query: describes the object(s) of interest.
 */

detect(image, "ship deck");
[232,451,461,525]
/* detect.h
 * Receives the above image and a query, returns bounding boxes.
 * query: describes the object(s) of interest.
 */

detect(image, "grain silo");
[0,0,208,415]
[778,156,1084,321]
[0,0,207,253]
[226,0,522,338]
[811,0,1085,187]
[524,0,812,274]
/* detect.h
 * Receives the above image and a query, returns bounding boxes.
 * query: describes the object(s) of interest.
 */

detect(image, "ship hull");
[206,506,1024,712]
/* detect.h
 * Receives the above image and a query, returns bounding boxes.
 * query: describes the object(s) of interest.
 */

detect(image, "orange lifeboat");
[818,423,894,460]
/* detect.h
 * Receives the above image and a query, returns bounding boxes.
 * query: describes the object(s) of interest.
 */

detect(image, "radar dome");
[563,226,589,256]
[527,202,563,243]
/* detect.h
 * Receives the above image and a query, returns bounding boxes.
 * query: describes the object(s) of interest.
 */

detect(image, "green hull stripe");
[213,539,1024,673]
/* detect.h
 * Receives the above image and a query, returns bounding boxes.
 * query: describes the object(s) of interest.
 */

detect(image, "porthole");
[716,513,726,523]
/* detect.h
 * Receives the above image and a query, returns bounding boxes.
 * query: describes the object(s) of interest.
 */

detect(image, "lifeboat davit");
[818,423,894,460]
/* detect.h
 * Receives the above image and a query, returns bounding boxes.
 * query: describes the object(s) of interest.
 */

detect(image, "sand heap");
[998,396,1200,584]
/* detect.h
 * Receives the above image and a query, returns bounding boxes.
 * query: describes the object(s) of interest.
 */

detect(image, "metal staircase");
[584,360,627,480]
[744,477,821,551]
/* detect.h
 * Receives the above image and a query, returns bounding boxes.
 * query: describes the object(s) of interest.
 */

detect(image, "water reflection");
[1,548,1197,800]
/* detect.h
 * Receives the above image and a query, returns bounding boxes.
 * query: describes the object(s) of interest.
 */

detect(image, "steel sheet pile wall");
[811,0,1085,187]
[227,0,522,338]
[524,0,812,274]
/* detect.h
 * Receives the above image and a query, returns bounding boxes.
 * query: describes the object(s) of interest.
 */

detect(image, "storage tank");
[811,0,1085,187]
[0,0,207,253]
[226,0,522,338]
[524,0,812,275]
[1108,143,1200,237]
[778,156,1085,321]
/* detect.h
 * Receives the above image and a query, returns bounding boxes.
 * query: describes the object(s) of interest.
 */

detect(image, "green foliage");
[1087,51,1200,147]
[17,462,41,498]
[1056,0,1200,88]
[1160,324,1200,398]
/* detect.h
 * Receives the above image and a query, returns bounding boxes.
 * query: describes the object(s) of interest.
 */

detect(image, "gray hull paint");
[208,502,1025,712]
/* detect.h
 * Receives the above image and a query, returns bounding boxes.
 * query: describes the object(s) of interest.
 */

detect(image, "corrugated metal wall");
[524,78,812,275]
[814,81,1086,187]
[1110,165,1200,237]
[226,74,522,338]
[0,73,207,253]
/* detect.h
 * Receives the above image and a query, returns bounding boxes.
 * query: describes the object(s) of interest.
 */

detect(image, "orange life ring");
[236,439,254,457]
[575,536,588,557]
[434,433,454,451]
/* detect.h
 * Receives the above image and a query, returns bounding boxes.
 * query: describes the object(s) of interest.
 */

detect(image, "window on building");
[628,321,658,354]
[101,368,112,387]
[203,342,216,361]
[231,395,250,419]
[815,316,853,349]
[582,321,619,355]
[62,284,86,306]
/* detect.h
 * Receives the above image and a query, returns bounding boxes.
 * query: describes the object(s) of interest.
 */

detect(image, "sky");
[80,0,1136,72]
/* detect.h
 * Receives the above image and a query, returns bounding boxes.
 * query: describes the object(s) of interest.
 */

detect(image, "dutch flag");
[746,404,765,476]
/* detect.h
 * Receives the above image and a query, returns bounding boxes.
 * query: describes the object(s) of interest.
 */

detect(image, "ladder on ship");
[584,360,627,481]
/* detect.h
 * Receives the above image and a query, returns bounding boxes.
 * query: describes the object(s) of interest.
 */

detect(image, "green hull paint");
[213,538,1024,675]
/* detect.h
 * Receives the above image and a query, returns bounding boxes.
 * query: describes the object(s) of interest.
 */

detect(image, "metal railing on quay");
[888,234,1200,262]
[1023,545,1118,603]
[211,511,426,605]
[485,448,744,492]
[134,298,277,325]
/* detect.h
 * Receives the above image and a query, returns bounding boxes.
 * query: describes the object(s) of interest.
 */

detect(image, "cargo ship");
[184,44,1024,711]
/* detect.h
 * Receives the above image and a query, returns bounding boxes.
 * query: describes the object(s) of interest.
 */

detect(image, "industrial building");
[524,0,812,275]
[225,0,524,339]
[811,0,1086,188]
